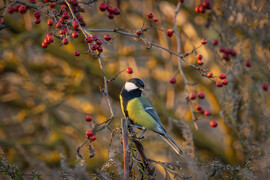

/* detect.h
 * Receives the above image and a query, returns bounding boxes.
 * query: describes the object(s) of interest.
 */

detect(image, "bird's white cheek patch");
[125,82,138,91]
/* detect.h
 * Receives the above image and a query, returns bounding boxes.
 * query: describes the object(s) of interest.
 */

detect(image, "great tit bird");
[120,78,183,156]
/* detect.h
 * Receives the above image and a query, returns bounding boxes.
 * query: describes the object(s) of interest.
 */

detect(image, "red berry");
[216,81,223,87]
[18,5,26,14]
[204,110,211,116]
[189,93,196,100]
[47,19,53,26]
[201,38,207,45]
[41,42,47,48]
[73,7,79,13]
[224,48,231,55]
[222,79,228,85]
[194,6,199,13]
[72,20,79,30]
[179,0,184,2]
[113,8,120,15]
[198,5,206,13]
[34,18,41,24]
[86,130,93,137]
[107,5,114,13]
[147,12,153,19]
[107,13,114,19]
[90,135,96,141]
[219,73,226,79]
[74,50,80,56]
[77,15,83,22]
[30,0,36,3]
[196,104,202,111]
[72,0,78,7]
[85,36,93,43]
[46,34,54,43]
[99,2,107,11]
[207,72,213,78]
[62,38,69,45]
[96,39,103,45]
[97,46,103,52]
[91,44,98,51]
[196,54,203,60]
[170,77,176,84]
[197,60,204,66]
[60,27,68,35]
[50,2,56,8]
[222,53,230,61]
[230,50,237,56]
[199,108,205,114]
[62,12,69,20]
[8,7,14,14]
[212,39,219,46]
[86,115,93,122]
[167,29,174,37]
[262,83,268,91]
[136,29,143,36]
[104,34,112,41]
[245,60,251,67]
[56,22,62,29]
[198,92,205,99]
[126,67,133,74]
[153,18,158,22]
[80,21,86,27]
[61,4,68,11]
[92,35,99,41]
[34,11,41,18]
[219,47,225,53]
[210,120,217,128]
[72,31,79,38]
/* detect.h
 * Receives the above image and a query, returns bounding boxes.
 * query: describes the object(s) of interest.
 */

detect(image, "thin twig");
[122,118,129,180]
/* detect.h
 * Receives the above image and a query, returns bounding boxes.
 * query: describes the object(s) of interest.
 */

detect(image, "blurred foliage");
[0,0,270,179]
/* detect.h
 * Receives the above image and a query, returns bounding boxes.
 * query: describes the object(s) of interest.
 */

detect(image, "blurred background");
[0,0,270,179]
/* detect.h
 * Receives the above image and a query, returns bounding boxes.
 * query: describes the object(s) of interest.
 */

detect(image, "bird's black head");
[124,78,144,92]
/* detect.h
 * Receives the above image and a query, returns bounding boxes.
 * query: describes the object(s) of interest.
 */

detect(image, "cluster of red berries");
[85,115,96,141]
[99,2,120,19]
[42,33,54,48]
[216,73,228,87]
[219,47,237,61]
[189,91,205,100]
[196,53,204,66]
[8,3,29,14]
[194,0,212,14]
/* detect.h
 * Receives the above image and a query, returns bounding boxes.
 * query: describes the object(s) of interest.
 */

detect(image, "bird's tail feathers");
[160,133,184,156]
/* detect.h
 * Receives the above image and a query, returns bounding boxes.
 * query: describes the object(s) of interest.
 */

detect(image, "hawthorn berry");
[167,29,174,37]
[72,20,79,30]
[196,54,203,60]
[18,5,26,14]
[219,73,226,79]
[204,110,211,116]
[224,48,231,55]
[62,38,69,45]
[197,60,204,66]
[207,72,213,78]
[34,18,41,24]
[198,92,205,99]
[108,13,114,19]
[50,2,56,8]
[85,36,93,43]
[97,46,103,52]
[56,22,62,29]
[72,0,78,7]
[212,39,219,46]
[41,42,47,48]
[61,4,68,11]
[194,6,199,13]
[201,38,207,45]
[86,130,93,137]
[147,12,153,19]
[189,93,196,100]
[179,0,184,2]
[245,60,251,67]
[153,18,158,22]
[34,11,41,18]
[72,31,79,38]
[8,7,14,14]
[46,34,54,43]
[74,51,80,56]
[231,50,237,56]
[262,83,268,91]
[60,28,68,35]
[216,81,223,87]
[62,12,69,20]
[107,5,114,13]
[30,0,36,3]
[219,47,225,53]
[126,67,133,74]
[104,34,112,41]
[136,30,143,36]
[210,120,217,128]
[73,7,79,13]
[91,44,98,51]
[198,5,206,13]
[92,35,99,41]
[90,135,96,141]
[86,115,93,122]
[99,2,107,11]
[170,77,176,84]
[199,107,205,114]
[222,79,228,85]
[80,21,86,27]
[96,39,103,45]
[113,8,120,15]
[222,53,230,61]
[47,19,53,26]
[196,104,202,111]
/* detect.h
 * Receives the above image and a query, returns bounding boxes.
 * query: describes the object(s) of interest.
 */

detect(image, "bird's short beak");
[139,88,144,91]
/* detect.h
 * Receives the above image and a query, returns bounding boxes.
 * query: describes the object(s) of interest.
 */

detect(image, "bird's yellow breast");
[126,98,157,130]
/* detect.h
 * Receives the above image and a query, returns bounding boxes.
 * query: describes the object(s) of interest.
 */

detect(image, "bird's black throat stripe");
[120,88,142,118]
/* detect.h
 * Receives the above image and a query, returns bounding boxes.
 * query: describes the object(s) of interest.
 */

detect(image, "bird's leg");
[128,125,146,139]
[138,128,146,139]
